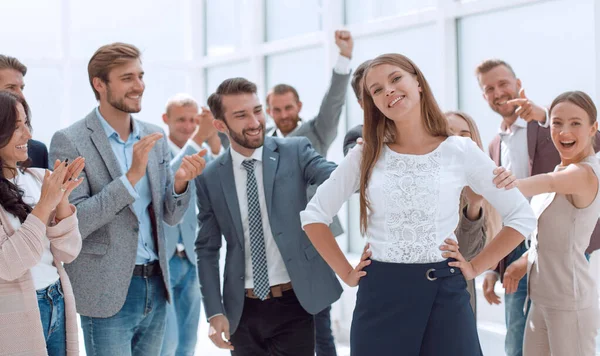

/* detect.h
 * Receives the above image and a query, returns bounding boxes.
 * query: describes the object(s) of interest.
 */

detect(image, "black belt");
[133,261,162,278]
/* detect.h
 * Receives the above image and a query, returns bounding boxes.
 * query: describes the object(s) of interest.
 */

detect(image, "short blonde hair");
[165,93,198,116]
[88,43,141,100]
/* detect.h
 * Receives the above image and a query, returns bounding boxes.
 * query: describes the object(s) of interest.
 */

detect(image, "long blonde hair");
[359,53,449,234]
[446,110,502,241]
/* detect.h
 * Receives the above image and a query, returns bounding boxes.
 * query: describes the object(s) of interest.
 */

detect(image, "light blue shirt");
[95,107,158,264]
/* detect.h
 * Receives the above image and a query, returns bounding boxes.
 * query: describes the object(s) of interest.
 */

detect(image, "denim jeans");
[315,305,337,356]
[161,255,201,356]
[37,279,66,356]
[504,242,530,356]
[81,275,167,356]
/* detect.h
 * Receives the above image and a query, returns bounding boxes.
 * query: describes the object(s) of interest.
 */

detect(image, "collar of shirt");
[167,138,182,156]
[95,107,140,143]
[275,119,302,138]
[499,118,528,136]
[230,145,263,169]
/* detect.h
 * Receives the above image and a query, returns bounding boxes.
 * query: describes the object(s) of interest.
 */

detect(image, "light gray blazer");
[49,109,191,318]
[195,136,342,334]
[164,142,215,265]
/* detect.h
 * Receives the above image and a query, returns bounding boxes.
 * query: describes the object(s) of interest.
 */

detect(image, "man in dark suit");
[476,58,600,356]
[197,77,341,355]
[0,54,49,168]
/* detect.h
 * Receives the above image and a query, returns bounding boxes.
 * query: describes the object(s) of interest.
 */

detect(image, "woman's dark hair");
[0,91,33,223]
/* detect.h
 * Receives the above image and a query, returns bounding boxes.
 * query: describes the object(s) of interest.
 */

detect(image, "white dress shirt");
[7,170,59,290]
[499,118,530,181]
[229,147,291,288]
[300,136,536,264]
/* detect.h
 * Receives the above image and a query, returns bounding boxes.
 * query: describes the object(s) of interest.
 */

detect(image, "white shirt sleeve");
[462,139,536,239]
[300,144,362,228]
[333,55,351,75]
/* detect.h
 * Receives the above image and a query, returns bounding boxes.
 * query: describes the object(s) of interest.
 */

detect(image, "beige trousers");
[523,302,598,356]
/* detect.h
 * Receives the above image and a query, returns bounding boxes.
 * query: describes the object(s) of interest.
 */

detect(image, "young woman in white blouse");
[300,53,536,355]
[0,91,85,355]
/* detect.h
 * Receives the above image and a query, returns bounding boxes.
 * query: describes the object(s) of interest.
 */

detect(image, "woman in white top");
[0,91,85,355]
[300,53,536,355]
[496,91,600,356]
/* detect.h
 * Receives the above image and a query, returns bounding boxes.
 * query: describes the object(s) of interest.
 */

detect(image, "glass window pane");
[205,0,243,56]
[0,0,62,59]
[205,62,253,101]
[457,0,595,148]
[266,47,327,121]
[265,0,321,41]
[70,0,188,61]
[25,68,64,146]
[345,0,436,25]
[140,67,190,127]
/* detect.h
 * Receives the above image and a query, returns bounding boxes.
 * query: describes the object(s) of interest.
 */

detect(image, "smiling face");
[0,101,31,169]
[447,114,472,139]
[550,101,598,164]
[478,65,522,118]
[214,92,266,156]
[267,91,302,136]
[95,59,145,113]
[364,63,422,123]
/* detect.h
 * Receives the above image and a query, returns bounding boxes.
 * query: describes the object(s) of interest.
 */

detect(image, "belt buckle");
[426,268,437,281]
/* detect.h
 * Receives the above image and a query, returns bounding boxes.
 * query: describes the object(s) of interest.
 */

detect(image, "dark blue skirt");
[350,259,482,356]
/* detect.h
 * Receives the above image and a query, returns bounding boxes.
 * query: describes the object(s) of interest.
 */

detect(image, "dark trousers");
[351,259,482,356]
[231,290,315,356]
[314,306,337,356]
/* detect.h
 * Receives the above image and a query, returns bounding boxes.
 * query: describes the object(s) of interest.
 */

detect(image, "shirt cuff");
[333,55,351,75]
[172,181,189,197]
[120,175,140,200]
[186,139,203,152]
[538,107,550,128]
[208,313,224,321]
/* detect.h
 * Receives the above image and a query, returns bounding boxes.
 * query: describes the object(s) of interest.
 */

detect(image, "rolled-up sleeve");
[300,144,362,228]
[462,139,536,239]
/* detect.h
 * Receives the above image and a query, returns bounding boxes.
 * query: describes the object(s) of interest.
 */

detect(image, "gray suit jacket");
[49,109,191,318]
[164,142,215,265]
[195,136,342,334]
[269,70,351,237]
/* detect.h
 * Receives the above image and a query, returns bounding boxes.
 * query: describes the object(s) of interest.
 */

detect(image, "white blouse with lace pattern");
[300,136,536,264]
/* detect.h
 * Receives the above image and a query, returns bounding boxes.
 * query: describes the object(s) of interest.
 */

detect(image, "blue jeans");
[81,275,167,356]
[161,255,201,356]
[504,242,530,356]
[315,305,337,356]
[37,279,66,356]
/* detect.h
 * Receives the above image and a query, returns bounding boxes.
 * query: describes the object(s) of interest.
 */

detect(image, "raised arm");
[515,163,597,199]
[47,205,82,263]
[49,131,137,239]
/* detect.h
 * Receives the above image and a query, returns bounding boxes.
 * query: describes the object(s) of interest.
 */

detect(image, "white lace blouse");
[300,136,536,264]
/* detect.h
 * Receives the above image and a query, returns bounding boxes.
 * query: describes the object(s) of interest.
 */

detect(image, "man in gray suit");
[265,31,353,355]
[197,77,341,355]
[160,93,222,356]
[49,43,206,355]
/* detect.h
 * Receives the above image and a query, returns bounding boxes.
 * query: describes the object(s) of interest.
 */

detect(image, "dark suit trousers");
[231,290,315,356]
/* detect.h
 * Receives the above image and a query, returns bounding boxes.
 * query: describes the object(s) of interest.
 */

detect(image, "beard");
[491,93,518,117]
[106,85,142,114]
[226,122,266,149]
